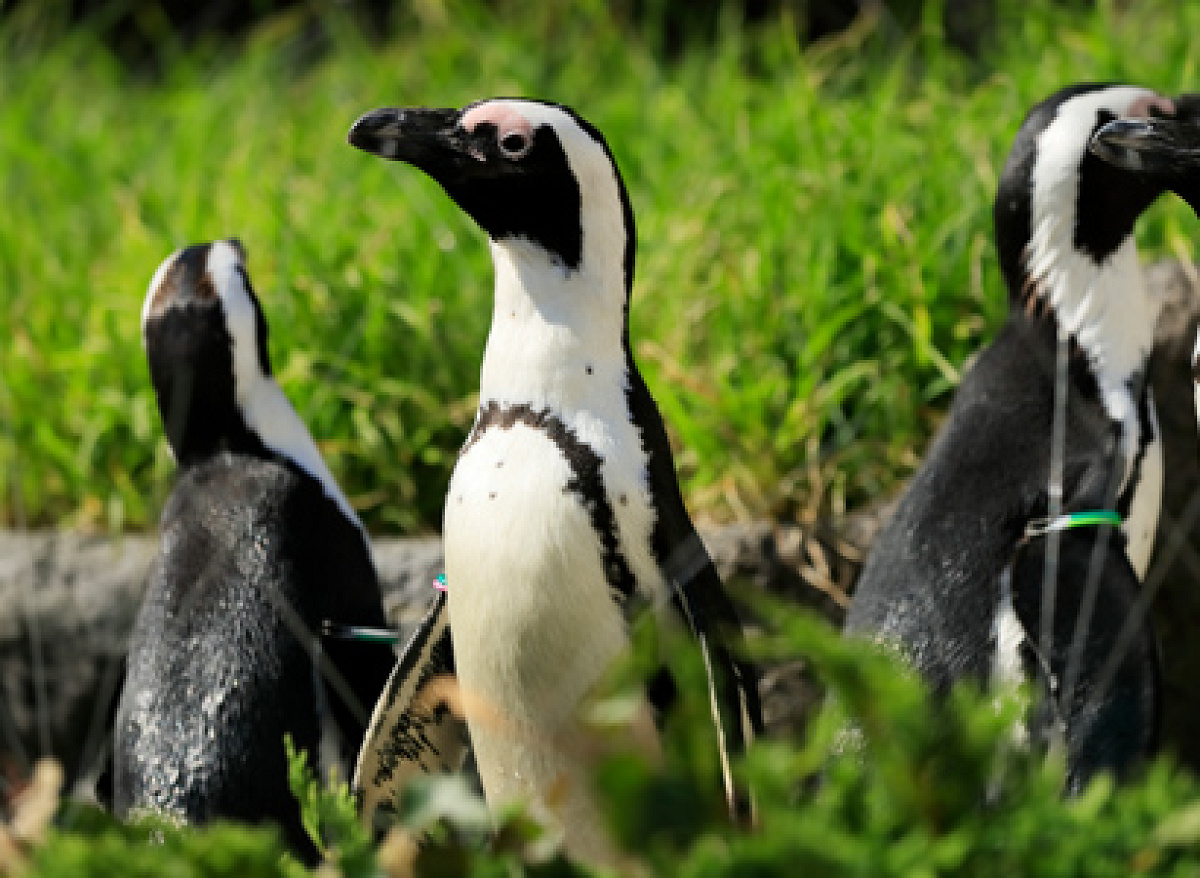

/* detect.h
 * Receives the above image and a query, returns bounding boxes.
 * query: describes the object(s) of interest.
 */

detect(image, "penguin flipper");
[1009,526,1160,791]
[661,531,762,825]
[352,591,471,829]
[627,367,761,822]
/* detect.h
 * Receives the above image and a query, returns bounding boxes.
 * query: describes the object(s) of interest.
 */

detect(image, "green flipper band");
[1024,510,1122,538]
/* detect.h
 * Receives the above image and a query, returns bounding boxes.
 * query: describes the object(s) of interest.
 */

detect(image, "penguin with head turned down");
[1091,95,1200,415]
[346,99,762,865]
[845,84,1200,790]
[113,239,394,860]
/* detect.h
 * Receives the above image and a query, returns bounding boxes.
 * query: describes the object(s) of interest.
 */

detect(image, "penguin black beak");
[1090,94,1200,176]
[1090,117,1200,176]
[348,107,475,180]
[1089,94,1200,213]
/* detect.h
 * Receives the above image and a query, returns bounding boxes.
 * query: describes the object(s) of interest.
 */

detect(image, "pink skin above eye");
[461,102,534,156]
[1126,94,1176,119]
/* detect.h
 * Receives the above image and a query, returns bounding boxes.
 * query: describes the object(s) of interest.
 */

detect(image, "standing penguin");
[347,99,760,863]
[114,239,394,859]
[845,85,1196,789]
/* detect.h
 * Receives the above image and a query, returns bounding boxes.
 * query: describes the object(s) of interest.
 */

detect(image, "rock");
[0,518,865,798]
[0,532,152,803]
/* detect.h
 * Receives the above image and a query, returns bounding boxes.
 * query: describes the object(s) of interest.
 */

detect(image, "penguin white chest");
[1123,426,1162,579]
[1107,391,1162,580]
[442,418,637,817]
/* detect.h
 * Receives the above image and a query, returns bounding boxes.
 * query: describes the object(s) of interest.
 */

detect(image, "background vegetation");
[6,2,1200,875]
[3,0,1199,535]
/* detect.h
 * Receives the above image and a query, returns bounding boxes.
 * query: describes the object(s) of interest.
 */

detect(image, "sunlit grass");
[2,0,1198,534]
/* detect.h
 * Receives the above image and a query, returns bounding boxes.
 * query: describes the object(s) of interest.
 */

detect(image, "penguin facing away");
[114,240,394,859]
[347,99,761,863]
[845,85,1196,790]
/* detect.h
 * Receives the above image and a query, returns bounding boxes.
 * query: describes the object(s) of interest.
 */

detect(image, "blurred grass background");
[1,0,1199,535]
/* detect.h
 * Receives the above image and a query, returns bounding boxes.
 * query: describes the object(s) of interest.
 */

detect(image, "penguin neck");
[1022,232,1159,420]
[235,373,366,533]
[1018,230,1164,578]
[478,237,630,415]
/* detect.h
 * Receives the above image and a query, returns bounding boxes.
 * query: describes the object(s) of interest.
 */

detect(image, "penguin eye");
[499,130,532,160]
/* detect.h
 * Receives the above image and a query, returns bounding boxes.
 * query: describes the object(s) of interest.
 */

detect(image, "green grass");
[2,0,1200,534]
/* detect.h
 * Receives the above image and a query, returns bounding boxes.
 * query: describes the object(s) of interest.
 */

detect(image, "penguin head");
[142,239,273,465]
[1088,96,1200,397]
[348,98,636,299]
[993,84,1188,304]
[1089,94,1200,214]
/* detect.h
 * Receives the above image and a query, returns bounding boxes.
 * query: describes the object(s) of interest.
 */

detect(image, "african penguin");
[347,99,761,863]
[845,84,1192,790]
[114,239,394,859]
[1090,96,1200,417]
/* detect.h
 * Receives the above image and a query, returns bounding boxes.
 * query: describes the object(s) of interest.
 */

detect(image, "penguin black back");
[846,84,1188,789]
[115,240,393,859]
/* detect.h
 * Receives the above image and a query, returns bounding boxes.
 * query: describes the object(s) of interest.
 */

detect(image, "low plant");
[8,603,1200,876]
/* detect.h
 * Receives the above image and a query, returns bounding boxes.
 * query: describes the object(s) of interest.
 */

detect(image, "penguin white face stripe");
[206,241,269,390]
[209,243,365,530]
[1021,86,1171,572]
[1029,87,1169,235]
[142,240,364,530]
